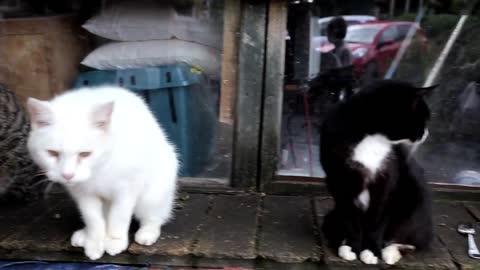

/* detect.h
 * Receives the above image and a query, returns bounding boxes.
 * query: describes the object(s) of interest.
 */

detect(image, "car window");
[379,26,398,42]
[345,24,384,44]
[397,24,415,41]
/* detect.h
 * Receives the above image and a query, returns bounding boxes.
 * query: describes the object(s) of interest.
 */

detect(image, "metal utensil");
[458,223,480,259]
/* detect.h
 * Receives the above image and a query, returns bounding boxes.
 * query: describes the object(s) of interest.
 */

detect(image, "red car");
[344,21,428,82]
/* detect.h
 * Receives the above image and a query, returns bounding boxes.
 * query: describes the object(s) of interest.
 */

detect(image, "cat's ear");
[415,84,438,97]
[91,101,114,131]
[26,98,53,129]
[412,84,437,109]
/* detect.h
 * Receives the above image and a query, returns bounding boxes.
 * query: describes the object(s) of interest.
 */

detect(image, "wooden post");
[219,0,241,125]
[259,0,287,190]
[232,0,267,188]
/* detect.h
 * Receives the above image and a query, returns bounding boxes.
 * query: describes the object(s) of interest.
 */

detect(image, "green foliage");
[392,14,458,39]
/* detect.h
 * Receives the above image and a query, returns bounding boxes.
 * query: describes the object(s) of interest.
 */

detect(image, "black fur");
[320,80,434,258]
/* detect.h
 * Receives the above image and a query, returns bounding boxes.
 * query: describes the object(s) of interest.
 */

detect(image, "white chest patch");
[352,134,392,176]
[355,189,370,211]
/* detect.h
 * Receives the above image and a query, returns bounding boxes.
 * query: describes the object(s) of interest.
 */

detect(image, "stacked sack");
[80,0,222,79]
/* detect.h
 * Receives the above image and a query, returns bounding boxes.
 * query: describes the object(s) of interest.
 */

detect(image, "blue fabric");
[0,261,147,270]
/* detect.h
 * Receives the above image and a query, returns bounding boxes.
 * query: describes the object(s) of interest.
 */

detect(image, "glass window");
[396,24,413,40]
[345,25,383,44]
[379,25,398,42]
[0,0,233,184]
[279,0,480,186]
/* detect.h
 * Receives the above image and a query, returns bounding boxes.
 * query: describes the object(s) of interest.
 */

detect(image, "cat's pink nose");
[62,173,75,181]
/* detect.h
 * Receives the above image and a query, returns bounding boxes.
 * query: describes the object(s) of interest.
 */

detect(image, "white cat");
[26,86,178,260]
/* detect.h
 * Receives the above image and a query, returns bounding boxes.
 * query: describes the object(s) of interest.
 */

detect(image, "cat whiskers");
[33,171,47,177]
[31,177,50,187]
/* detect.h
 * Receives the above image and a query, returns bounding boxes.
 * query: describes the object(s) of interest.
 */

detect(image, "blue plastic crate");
[73,70,117,87]
[74,64,216,177]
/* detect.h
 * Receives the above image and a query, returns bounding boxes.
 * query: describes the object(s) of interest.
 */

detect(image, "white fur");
[352,130,429,210]
[355,189,370,211]
[382,244,402,265]
[352,134,392,176]
[353,130,429,175]
[381,244,415,265]
[360,249,378,265]
[352,134,391,211]
[27,86,178,260]
[338,245,357,261]
[410,129,429,155]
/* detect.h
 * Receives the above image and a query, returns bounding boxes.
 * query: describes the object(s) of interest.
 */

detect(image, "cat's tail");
[322,208,346,249]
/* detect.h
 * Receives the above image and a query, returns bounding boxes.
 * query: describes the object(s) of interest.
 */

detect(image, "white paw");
[105,236,129,256]
[338,245,357,261]
[84,237,105,260]
[135,227,160,246]
[382,245,402,265]
[71,229,86,248]
[360,249,378,265]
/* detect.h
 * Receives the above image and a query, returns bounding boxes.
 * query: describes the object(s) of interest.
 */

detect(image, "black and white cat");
[321,80,435,265]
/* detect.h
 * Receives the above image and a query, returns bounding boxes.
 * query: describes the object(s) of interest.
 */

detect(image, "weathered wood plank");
[193,194,260,259]
[0,193,473,270]
[433,189,480,202]
[434,202,480,270]
[0,203,43,242]
[128,193,211,256]
[0,194,68,243]
[265,181,330,196]
[464,202,480,221]
[231,0,266,188]
[219,0,241,125]
[315,197,455,269]
[395,238,455,270]
[259,0,288,190]
[258,196,319,263]
[0,195,81,252]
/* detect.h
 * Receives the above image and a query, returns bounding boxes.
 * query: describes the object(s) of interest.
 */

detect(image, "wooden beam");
[193,195,260,258]
[219,0,241,125]
[259,0,287,190]
[259,196,320,262]
[231,0,267,188]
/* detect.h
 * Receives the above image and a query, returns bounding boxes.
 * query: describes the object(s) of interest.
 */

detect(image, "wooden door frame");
[181,0,268,192]
[259,0,288,192]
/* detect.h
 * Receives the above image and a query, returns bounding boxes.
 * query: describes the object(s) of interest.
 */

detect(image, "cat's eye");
[79,152,92,158]
[47,150,59,158]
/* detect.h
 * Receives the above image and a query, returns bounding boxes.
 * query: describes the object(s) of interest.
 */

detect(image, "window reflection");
[279,0,480,186]
[0,0,232,183]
